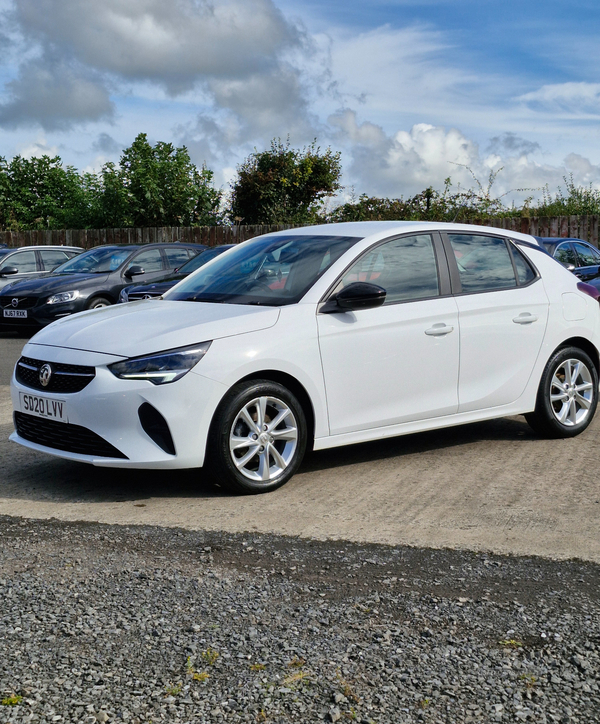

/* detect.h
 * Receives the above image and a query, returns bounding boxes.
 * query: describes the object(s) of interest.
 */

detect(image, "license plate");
[4,309,27,318]
[19,392,67,423]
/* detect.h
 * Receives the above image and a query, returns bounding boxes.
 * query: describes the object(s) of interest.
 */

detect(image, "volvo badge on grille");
[39,363,53,387]
[11,298,19,307]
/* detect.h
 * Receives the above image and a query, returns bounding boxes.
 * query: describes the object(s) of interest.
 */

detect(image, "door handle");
[425,323,454,336]
[513,313,538,324]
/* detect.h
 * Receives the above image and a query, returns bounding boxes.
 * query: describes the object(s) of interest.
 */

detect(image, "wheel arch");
[556,336,600,376]
[86,292,115,306]
[225,370,316,450]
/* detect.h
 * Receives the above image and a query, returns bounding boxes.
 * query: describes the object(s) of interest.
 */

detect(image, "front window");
[573,242,600,267]
[330,234,440,304]
[52,247,133,274]
[165,235,362,306]
[0,250,37,273]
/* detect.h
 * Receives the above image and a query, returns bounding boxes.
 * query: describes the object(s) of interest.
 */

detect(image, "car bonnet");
[26,299,280,358]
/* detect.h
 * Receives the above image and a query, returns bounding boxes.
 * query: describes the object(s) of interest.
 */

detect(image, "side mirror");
[321,282,386,314]
[124,265,145,279]
[0,266,19,277]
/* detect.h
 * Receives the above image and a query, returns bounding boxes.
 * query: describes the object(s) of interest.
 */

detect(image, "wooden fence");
[0,216,599,248]
[0,224,298,249]
[464,215,600,247]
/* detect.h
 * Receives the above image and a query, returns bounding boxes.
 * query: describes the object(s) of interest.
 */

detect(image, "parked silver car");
[0,245,82,290]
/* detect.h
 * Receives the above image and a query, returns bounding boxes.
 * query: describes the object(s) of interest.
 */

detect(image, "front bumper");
[10,352,227,469]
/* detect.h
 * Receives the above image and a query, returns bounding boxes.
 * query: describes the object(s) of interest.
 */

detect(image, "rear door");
[444,232,549,412]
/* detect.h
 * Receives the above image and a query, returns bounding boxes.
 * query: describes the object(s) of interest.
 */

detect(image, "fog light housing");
[138,403,176,455]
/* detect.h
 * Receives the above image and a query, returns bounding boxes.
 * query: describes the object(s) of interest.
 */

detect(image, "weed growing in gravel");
[201,647,219,665]
[250,663,266,671]
[498,638,523,648]
[520,673,537,690]
[165,683,183,697]
[283,670,312,687]
[256,710,268,722]
[336,671,361,704]
[418,697,431,709]
[1,694,23,706]
[287,657,306,668]
[185,656,210,682]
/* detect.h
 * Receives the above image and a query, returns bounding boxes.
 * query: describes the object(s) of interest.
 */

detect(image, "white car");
[9,221,600,494]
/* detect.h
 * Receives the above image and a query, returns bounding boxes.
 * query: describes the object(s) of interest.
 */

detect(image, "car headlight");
[119,288,129,303]
[47,290,79,305]
[107,342,212,385]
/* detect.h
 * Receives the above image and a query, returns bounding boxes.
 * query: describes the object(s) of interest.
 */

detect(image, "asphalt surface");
[2,334,600,563]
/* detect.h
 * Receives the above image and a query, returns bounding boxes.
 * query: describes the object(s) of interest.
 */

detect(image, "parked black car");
[119,244,235,302]
[0,242,205,333]
[536,237,600,286]
[0,245,82,290]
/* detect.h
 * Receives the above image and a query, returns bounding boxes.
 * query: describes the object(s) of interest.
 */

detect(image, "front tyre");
[207,380,308,494]
[85,296,112,310]
[526,346,598,438]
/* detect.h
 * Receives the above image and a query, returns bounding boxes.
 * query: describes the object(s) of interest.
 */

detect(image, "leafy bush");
[229,138,342,225]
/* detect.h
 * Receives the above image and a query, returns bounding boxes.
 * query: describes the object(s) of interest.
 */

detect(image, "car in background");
[9,221,600,495]
[0,245,82,290]
[0,242,205,333]
[536,237,600,286]
[119,244,235,302]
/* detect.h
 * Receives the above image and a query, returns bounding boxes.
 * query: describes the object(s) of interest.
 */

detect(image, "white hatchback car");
[10,221,600,493]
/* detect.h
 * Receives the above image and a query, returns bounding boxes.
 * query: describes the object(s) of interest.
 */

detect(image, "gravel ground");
[0,516,599,724]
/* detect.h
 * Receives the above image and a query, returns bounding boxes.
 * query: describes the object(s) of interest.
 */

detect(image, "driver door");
[317,233,460,435]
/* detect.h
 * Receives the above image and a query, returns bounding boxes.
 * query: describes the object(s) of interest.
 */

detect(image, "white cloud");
[11,0,306,95]
[328,110,600,203]
[18,136,60,159]
[517,82,600,118]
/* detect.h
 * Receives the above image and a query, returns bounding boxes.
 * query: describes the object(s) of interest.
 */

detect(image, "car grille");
[16,356,96,393]
[0,296,37,309]
[128,291,162,300]
[14,412,128,459]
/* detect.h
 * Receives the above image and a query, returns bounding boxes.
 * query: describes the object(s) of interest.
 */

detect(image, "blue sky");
[0,0,599,205]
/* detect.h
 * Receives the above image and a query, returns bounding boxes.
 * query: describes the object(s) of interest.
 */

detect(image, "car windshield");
[52,247,134,274]
[176,246,232,275]
[165,235,362,306]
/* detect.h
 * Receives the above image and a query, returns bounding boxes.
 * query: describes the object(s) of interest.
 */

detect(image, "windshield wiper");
[181,295,225,303]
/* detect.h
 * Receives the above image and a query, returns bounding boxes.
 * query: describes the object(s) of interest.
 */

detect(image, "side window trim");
[318,230,451,308]
[507,241,540,287]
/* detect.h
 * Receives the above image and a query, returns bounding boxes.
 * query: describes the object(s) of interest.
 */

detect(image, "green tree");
[109,133,222,227]
[0,155,91,230]
[229,138,342,224]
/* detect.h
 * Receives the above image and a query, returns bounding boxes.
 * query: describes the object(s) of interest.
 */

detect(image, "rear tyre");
[207,380,307,494]
[525,346,598,438]
[85,296,112,310]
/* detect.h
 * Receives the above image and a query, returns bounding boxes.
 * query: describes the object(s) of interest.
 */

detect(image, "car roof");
[0,245,82,253]
[535,237,588,246]
[77,242,206,252]
[265,220,541,247]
